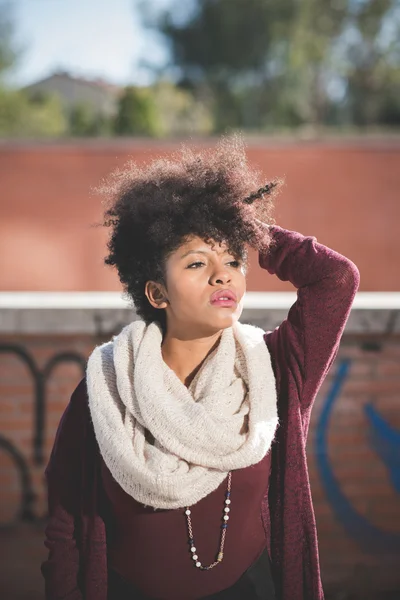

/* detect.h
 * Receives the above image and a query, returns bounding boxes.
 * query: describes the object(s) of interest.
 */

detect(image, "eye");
[187,260,243,269]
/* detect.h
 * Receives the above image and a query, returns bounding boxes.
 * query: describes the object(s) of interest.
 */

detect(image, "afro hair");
[98,135,280,328]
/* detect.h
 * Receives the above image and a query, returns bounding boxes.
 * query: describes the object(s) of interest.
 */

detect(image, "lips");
[210,289,237,303]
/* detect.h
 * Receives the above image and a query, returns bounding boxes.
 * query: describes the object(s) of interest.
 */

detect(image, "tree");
[137,0,400,131]
[0,2,68,138]
[114,86,161,136]
[275,0,349,126]
[0,89,67,137]
[138,0,344,130]
[69,103,96,136]
[341,0,400,126]
[151,80,213,136]
[145,0,294,131]
[0,0,20,79]
[67,102,112,137]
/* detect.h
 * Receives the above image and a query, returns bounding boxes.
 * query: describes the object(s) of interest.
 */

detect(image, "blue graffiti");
[316,358,400,554]
[365,403,400,494]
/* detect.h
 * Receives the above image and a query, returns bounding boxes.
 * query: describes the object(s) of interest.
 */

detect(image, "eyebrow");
[180,249,233,260]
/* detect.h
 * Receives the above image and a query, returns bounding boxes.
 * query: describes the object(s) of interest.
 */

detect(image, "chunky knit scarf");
[86,320,278,510]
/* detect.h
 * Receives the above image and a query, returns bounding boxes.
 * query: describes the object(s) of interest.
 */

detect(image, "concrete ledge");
[0,292,399,335]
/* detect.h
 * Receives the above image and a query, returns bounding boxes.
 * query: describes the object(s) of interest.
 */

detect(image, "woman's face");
[146,236,247,338]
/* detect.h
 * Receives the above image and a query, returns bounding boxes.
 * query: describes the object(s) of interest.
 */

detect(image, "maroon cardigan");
[41,227,360,600]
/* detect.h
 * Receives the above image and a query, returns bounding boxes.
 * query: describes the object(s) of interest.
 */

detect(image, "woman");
[41,137,359,600]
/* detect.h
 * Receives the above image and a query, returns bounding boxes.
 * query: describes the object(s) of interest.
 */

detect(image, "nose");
[209,267,231,286]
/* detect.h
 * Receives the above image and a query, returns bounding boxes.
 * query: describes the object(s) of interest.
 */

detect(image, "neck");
[161,328,223,387]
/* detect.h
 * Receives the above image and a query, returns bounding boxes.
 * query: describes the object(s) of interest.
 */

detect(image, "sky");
[8,0,171,87]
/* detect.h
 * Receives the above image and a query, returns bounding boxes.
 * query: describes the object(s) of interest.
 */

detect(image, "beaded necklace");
[184,472,232,570]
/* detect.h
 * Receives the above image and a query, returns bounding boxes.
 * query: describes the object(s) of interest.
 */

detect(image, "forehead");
[178,235,230,255]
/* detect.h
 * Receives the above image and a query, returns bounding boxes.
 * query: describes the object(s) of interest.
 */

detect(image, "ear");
[145,281,169,310]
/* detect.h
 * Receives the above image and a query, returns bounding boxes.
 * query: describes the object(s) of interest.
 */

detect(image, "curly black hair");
[98,135,281,328]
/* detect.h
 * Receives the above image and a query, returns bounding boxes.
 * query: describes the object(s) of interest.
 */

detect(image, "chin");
[187,308,242,334]
[211,312,241,331]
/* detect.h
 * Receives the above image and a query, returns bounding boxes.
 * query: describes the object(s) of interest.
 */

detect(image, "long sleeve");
[41,380,87,600]
[259,226,360,425]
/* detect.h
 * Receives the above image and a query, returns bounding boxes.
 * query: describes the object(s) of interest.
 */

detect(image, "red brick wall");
[1,139,399,292]
[309,336,400,594]
[0,335,91,524]
[1,332,399,598]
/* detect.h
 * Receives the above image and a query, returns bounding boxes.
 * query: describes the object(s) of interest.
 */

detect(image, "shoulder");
[70,376,89,412]
[60,376,92,435]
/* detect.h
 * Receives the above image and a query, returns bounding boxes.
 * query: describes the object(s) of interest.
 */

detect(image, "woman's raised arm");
[259,225,360,421]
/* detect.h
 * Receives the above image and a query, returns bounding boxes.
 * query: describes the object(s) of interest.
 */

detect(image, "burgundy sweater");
[41,226,360,600]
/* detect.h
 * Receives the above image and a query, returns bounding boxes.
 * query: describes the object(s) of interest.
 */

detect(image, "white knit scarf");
[86,320,278,510]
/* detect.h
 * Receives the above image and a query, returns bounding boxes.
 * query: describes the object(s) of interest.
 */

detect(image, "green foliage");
[69,102,113,137]
[0,88,67,137]
[114,86,161,136]
[0,1,20,78]
[341,0,400,126]
[0,2,69,138]
[151,80,213,136]
[159,0,283,77]
[69,103,94,136]
[139,0,400,131]
[0,0,398,137]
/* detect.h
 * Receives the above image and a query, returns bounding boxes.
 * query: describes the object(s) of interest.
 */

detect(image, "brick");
[340,379,400,398]
[376,360,400,377]
[0,383,34,396]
